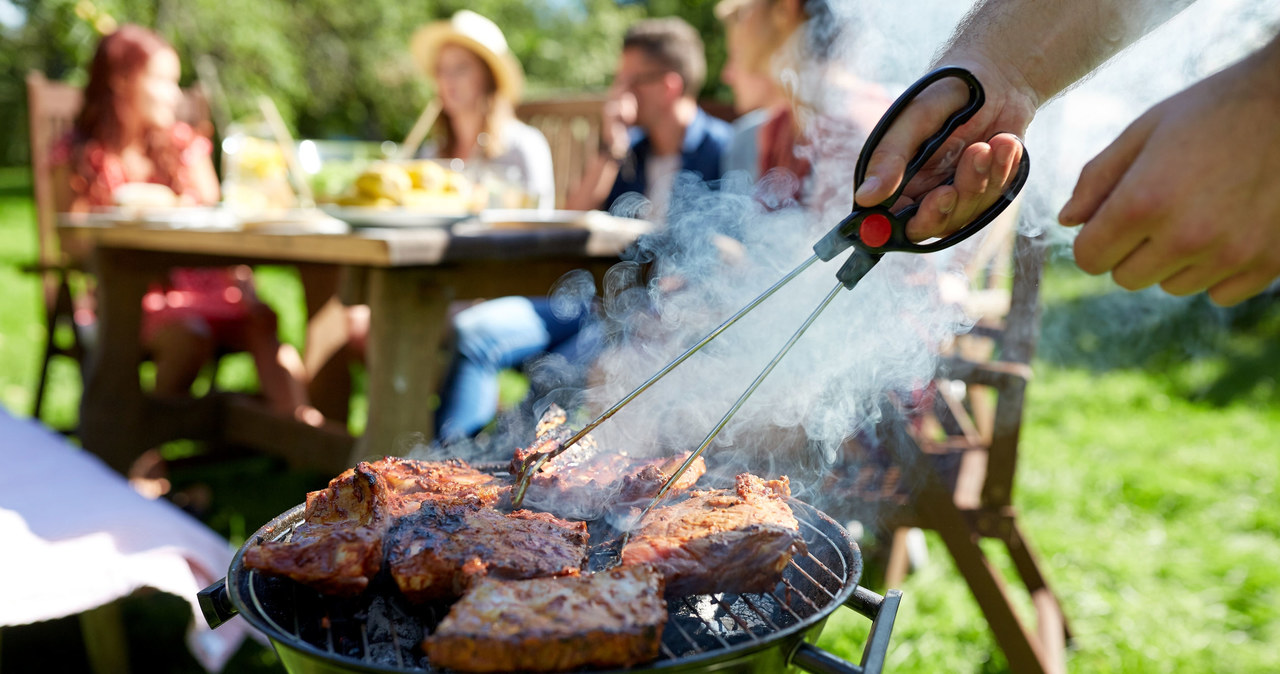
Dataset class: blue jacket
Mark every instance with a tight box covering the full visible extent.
[604,107,733,212]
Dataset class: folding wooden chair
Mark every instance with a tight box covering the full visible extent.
[828,229,1071,674]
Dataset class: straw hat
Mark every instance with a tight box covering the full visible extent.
[410,10,524,103]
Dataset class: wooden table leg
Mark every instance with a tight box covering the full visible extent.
[354,267,454,463]
[79,249,224,474]
[79,248,154,473]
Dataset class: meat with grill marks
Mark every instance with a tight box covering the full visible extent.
[620,473,805,597]
[387,501,589,603]
[512,404,707,518]
[243,457,505,596]
[423,565,667,673]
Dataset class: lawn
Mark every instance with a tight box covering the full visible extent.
[1,165,1277,672]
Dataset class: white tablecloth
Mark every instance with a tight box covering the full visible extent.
[0,408,257,672]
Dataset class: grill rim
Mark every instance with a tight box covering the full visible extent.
[224,498,863,673]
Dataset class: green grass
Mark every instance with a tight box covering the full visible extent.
[3,167,1278,672]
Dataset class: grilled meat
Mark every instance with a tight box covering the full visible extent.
[241,524,383,596]
[423,565,667,673]
[387,502,589,603]
[620,473,804,597]
[244,457,505,596]
[514,405,707,518]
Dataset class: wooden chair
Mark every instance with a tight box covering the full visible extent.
[26,71,90,430]
[827,229,1071,674]
[516,95,606,209]
[25,71,218,431]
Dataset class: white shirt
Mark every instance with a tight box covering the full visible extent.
[419,118,556,211]
[645,153,681,224]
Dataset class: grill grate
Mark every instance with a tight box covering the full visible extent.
[240,501,856,672]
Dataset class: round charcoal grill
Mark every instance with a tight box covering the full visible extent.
[200,498,900,674]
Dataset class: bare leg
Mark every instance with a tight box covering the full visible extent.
[147,318,216,397]
[241,300,314,420]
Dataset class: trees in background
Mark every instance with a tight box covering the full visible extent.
[0,0,728,164]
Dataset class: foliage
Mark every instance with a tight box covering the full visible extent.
[0,0,730,165]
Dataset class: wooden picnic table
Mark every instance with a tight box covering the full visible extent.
[59,209,650,474]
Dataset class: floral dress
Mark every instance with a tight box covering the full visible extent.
[54,123,256,345]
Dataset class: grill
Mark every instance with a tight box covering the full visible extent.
[201,494,900,674]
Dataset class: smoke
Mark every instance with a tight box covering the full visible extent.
[421,0,1280,526]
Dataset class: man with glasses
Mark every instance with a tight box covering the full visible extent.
[567,17,733,221]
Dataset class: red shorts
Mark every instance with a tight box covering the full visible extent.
[140,267,253,346]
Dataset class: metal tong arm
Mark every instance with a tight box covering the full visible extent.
[621,280,845,541]
[510,253,822,507]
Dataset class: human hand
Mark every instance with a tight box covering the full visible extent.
[1059,41,1280,306]
[853,55,1037,242]
[600,86,636,161]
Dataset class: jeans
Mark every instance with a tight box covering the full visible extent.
[435,296,599,441]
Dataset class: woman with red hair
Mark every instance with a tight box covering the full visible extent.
[53,26,318,465]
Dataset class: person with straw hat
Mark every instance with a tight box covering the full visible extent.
[409,9,554,210]
[304,11,560,428]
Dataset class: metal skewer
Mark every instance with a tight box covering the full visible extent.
[510,253,822,508]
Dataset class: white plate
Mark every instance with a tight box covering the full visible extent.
[321,205,471,229]
[477,209,591,228]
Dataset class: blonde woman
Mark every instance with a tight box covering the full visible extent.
[410,10,554,209]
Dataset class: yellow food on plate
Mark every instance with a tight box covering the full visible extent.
[398,189,470,213]
[336,160,481,212]
[404,160,450,191]
[354,162,413,202]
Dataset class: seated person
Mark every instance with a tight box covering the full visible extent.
[715,0,788,181]
[52,25,316,440]
[438,17,733,443]
[304,10,557,426]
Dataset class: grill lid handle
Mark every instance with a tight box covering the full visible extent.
[791,587,903,674]
[197,577,240,629]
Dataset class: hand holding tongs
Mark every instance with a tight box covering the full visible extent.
[511,66,1030,512]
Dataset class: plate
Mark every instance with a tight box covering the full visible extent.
[474,210,653,235]
[320,205,471,229]
[476,209,592,229]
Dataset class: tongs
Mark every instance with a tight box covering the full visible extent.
[511,66,1030,518]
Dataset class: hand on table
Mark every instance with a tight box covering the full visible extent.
[852,56,1037,242]
[1059,44,1280,306]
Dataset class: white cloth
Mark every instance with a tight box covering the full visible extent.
[0,408,256,672]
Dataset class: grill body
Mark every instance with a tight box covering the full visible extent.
[201,498,897,674]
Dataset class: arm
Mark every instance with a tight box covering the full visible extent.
[186,151,221,206]
[856,0,1198,239]
[565,88,633,212]
[1060,31,1280,306]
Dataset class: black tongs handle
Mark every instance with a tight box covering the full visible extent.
[814,66,1031,287]
[856,65,986,207]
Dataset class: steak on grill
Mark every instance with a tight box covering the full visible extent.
[513,404,707,518]
[620,473,804,597]
[387,501,589,603]
[243,457,505,596]
[423,565,667,673]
